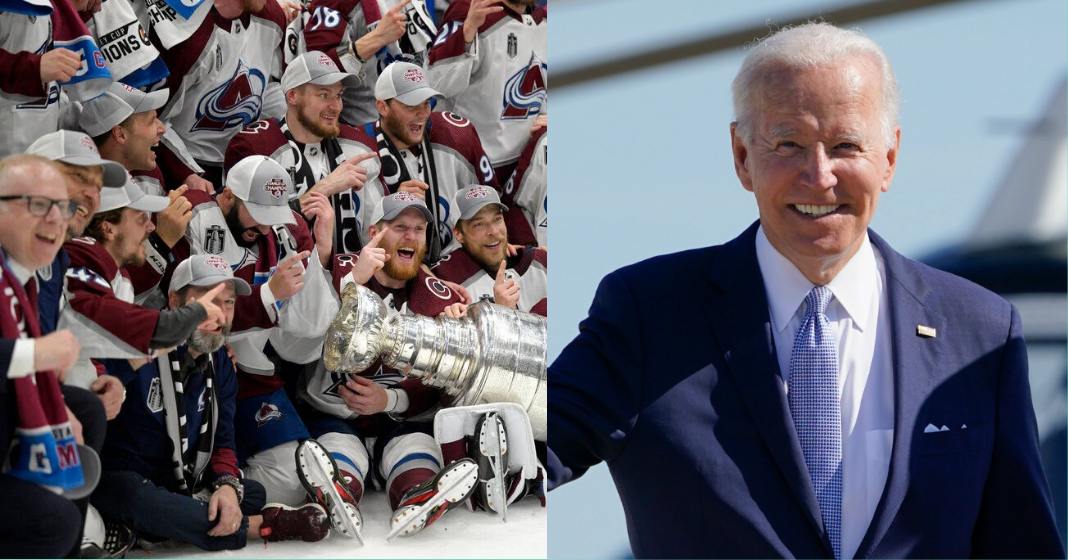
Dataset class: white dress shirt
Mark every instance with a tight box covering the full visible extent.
[755,226,894,559]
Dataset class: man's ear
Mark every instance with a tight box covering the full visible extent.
[375,99,389,117]
[112,125,127,145]
[452,224,464,245]
[730,122,754,192]
[882,127,901,193]
[285,88,299,107]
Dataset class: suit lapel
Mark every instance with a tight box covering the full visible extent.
[855,232,944,557]
[703,223,828,543]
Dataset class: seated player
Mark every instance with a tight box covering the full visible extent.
[298,192,478,538]
[91,255,331,551]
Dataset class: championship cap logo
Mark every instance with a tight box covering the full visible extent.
[318,53,336,70]
[465,186,490,200]
[205,255,229,272]
[403,68,424,84]
[263,177,288,199]
[80,136,99,153]
[395,191,420,202]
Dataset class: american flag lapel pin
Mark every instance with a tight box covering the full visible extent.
[916,324,937,338]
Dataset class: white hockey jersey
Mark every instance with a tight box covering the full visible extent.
[428,1,546,169]
[0,12,60,157]
[503,124,546,247]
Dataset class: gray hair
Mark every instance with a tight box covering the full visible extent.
[731,22,899,148]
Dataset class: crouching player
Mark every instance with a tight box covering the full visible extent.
[91,256,330,551]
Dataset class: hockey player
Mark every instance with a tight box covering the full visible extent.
[367,61,512,260]
[433,184,546,316]
[428,0,547,180]
[91,254,331,550]
[79,83,198,305]
[150,0,289,189]
[501,118,546,247]
[0,154,93,558]
[299,191,478,538]
[225,50,383,256]
[297,0,438,125]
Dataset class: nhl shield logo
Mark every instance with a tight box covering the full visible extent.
[507,33,518,59]
[204,225,226,254]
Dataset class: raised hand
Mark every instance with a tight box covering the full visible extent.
[309,152,376,199]
[268,250,310,300]
[40,48,81,84]
[351,228,389,285]
[194,283,227,332]
[463,0,504,43]
[493,260,519,308]
[156,185,193,247]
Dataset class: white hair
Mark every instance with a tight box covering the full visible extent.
[731,22,900,148]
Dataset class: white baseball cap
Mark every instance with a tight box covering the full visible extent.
[170,254,252,296]
[26,130,126,188]
[224,155,295,226]
[98,172,170,213]
[281,51,359,93]
[78,83,169,137]
[374,62,440,105]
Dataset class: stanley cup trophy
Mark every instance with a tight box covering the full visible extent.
[324,282,547,440]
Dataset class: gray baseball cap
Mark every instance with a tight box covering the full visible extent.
[78,83,169,137]
[98,172,170,213]
[374,62,440,105]
[25,130,126,188]
[170,254,252,296]
[224,155,295,226]
[281,51,359,93]
[455,184,508,221]
[371,191,433,225]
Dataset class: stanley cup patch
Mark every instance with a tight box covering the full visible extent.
[203,225,226,255]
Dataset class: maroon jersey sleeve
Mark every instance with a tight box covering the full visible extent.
[431,248,481,285]
[427,0,470,63]
[301,0,363,68]
[64,238,160,353]
[0,48,45,97]
[224,119,286,176]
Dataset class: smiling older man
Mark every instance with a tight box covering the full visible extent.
[547,22,1064,559]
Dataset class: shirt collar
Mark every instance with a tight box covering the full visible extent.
[755,225,877,333]
[6,258,34,288]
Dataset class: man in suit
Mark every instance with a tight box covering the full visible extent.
[547,22,1064,559]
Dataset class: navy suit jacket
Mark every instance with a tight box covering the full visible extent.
[548,223,1064,558]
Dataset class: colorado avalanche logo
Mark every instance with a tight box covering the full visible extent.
[425,276,453,300]
[501,53,546,120]
[192,61,267,132]
[254,403,283,427]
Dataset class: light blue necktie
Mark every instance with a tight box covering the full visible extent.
[788,286,842,559]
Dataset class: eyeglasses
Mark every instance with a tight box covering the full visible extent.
[0,195,79,219]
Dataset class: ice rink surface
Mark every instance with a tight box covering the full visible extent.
[128,491,546,558]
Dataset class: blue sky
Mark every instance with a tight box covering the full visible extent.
[548,1,1067,557]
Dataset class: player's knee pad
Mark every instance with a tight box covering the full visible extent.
[244,440,307,506]
[379,432,442,482]
[316,431,370,484]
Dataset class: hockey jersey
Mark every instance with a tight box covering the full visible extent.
[224,118,388,254]
[151,2,287,170]
[428,1,546,172]
[299,252,463,432]
[433,245,546,316]
[0,11,60,157]
[174,189,336,399]
[368,110,498,255]
[501,124,545,247]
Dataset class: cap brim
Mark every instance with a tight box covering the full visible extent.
[61,444,100,501]
[190,275,252,296]
[138,88,169,112]
[245,202,296,226]
[60,155,127,188]
[308,72,360,90]
[127,193,170,213]
[394,87,440,106]
[383,205,433,223]
[460,201,509,221]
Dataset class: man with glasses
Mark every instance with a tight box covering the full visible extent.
[0,154,92,557]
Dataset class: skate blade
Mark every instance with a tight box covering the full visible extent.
[479,413,509,521]
[297,441,363,544]
[386,461,479,541]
